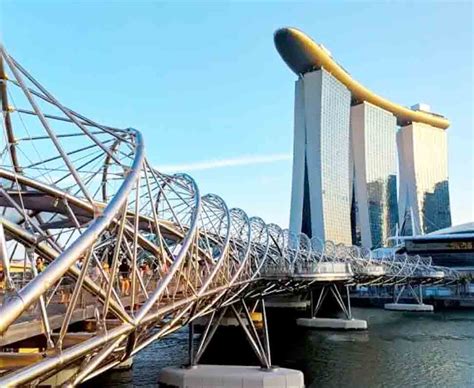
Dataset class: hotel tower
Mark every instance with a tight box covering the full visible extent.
[274,27,451,245]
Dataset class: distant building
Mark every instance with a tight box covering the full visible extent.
[351,102,398,248]
[397,122,452,235]
[400,222,473,271]
[274,27,451,246]
[289,69,352,244]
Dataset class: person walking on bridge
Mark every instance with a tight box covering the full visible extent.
[119,258,131,296]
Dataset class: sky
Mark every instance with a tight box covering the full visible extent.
[1,1,473,228]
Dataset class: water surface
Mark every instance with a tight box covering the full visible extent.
[84,308,474,387]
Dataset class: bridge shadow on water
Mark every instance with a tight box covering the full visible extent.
[83,307,474,388]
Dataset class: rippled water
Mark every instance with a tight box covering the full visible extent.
[84,308,474,387]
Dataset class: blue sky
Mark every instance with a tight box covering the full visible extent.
[1,1,472,228]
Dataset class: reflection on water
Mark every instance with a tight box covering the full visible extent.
[82,329,191,387]
[84,308,474,387]
[275,309,474,388]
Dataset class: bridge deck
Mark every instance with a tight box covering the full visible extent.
[0,303,97,348]
[0,283,180,348]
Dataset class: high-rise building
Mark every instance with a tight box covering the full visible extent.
[289,69,352,244]
[397,121,451,235]
[351,102,398,248]
[274,27,451,245]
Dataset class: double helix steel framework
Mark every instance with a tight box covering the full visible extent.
[0,46,461,386]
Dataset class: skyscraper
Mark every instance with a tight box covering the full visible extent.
[274,27,451,245]
[289,69,352,244]
[351,102,399,248]
[397,121,451,235]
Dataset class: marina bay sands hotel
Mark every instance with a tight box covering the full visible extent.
[274,28,452,248]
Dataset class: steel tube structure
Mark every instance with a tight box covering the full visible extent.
[0,43,461,386]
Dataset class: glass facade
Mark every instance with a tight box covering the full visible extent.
[422,180,451,233]
[318,70,352,244]
[397,123,451,235]
[289,68,352,245]
[351,102,399,248]
[290,70,450,247]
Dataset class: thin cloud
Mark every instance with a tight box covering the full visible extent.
[158,153,291,173]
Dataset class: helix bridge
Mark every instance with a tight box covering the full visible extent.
[0,45,461,386]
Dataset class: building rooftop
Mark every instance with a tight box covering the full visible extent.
[274,27,450,129]
[428,222,474,236]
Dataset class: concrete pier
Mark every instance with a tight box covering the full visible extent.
[113,356,134,370]
[158,365,304,388]
[297,317,367,330]
[384,303,434,312]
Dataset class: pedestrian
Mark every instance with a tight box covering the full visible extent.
[90,264,101,282]
[0,267,5,291]
[101,261,110,290]
[76,257,84,271]
[119,259,131,296]
[36,258,46,273]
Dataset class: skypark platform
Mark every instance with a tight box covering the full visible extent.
[274,27,449,129]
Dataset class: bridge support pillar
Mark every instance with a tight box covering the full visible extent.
[113,356,134,370]
[384,284,434,312]
[190,299,273,369]
[297,285,367,330]
[158,299,304,387]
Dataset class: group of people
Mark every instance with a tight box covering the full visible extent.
[2,253,157,303]
[96,258,153,297]
[81,256,154,297]
[118,259,153,296]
